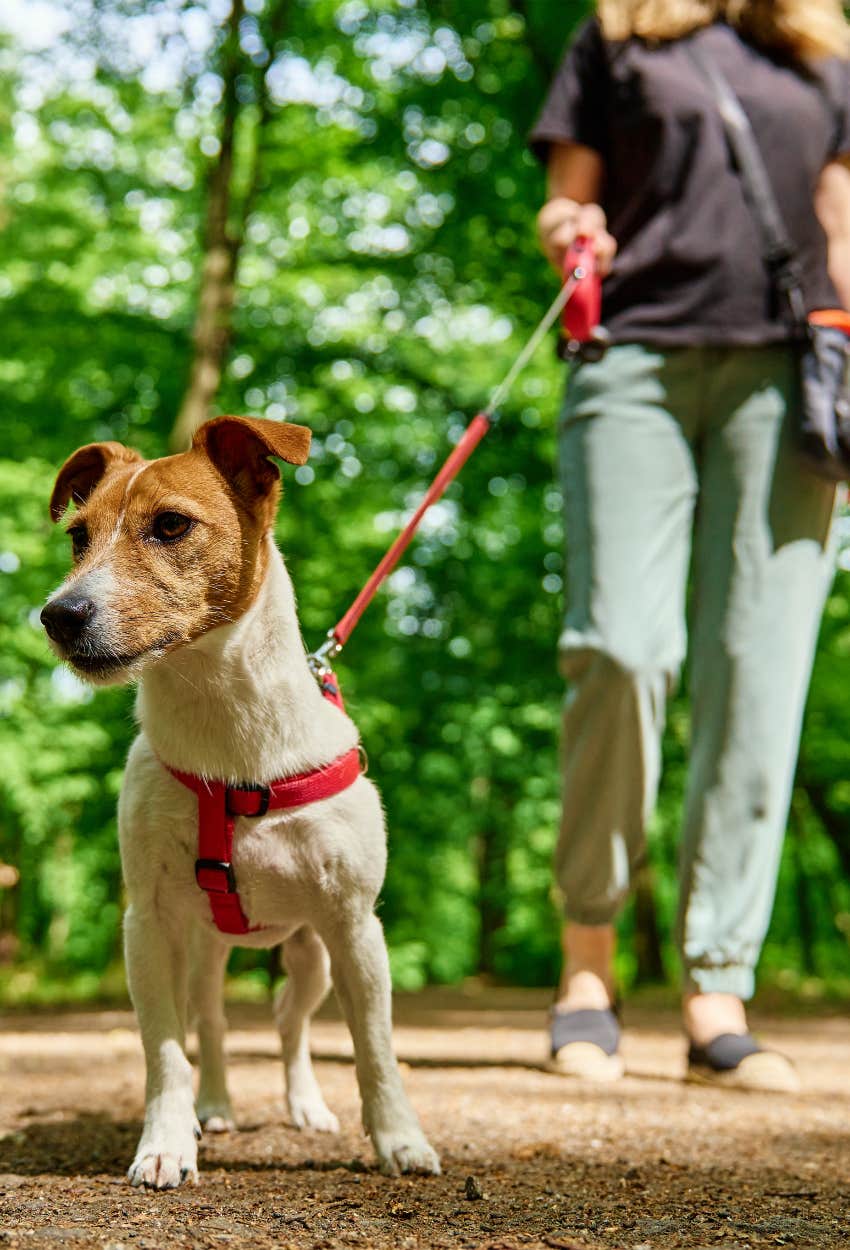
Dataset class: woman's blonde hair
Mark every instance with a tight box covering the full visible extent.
[597,0,850,59]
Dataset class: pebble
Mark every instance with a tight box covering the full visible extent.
[464,1175,484,1201]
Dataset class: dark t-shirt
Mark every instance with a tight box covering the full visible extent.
[530,20,850,346]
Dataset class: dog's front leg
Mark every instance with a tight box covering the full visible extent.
[323,912,440,1176]
[124,902,199,1189]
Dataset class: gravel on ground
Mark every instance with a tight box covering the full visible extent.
[0,987,848,1250]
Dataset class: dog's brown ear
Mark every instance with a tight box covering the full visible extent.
[194,416,312,503]
[49,443,143,522]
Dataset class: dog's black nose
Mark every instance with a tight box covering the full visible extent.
[41,596,96,648]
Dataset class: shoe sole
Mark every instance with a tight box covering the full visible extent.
[545,1041,625,1082]
[686,1050,800,1093]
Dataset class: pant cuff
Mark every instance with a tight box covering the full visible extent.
[682,963,755,1001]
[563,901,621,926]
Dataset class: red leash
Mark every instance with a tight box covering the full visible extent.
[308,242,603,677]
[333,411,492,650]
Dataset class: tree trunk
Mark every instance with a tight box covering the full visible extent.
[169,0,290,451]
[476,796,511,977]
[169,0,244,451]
[633,863,665,983]
[799,778,850,880]
[790,796,816,976]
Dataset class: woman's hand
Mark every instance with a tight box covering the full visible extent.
[537,197,617,276]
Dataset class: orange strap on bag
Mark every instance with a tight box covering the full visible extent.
[809,310,850,336]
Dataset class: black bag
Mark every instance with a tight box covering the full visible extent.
[798,321,850,479]
[690,45,850,481]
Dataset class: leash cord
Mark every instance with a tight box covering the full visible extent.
[307,271,581,673]
[483,273,580,416]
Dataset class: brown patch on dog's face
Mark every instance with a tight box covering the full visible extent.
[41,417,311,684]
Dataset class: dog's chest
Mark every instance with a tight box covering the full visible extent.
[169,800,355,922]
[229,812,342,903]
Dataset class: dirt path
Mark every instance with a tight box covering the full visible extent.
[0,989,848,1250]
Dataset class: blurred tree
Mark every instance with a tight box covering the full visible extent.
[170,0,248,448]
[171,0,294,448]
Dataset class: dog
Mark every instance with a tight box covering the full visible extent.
[41,415,440,1189]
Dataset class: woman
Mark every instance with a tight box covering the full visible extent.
[531,0,850,1088]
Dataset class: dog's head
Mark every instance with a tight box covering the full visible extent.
[41,415,311,685]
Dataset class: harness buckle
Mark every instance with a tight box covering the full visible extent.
[226,783,271,818]
[195,858,237,893]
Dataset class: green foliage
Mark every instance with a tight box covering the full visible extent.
[0,461,130,976]
[0,0,847,1001]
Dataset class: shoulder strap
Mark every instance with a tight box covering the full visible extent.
[687,43,807,327]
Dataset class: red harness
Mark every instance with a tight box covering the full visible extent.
[166,673,362,935]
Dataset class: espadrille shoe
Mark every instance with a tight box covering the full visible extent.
[546,1006,624,1081]
[686,1033,799,1092]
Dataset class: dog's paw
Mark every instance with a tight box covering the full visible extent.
[128,1149,198,1190]
[288,1092,340,1133]
[372,1126,441,1177]
[200,1113,236,1134]
[196,1101,236,1134]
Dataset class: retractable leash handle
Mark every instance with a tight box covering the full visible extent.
[557,235,609,363]
[307,259,594,677]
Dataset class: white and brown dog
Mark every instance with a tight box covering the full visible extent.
[41,415,440,1189]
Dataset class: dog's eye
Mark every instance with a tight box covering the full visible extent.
[152,512,194,544]
[68,525,89,560]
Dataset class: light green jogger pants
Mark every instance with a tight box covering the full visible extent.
[556,344,837,1000]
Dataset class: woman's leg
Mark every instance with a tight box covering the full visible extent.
[679,345,837,1037]
[557,345,699,1011]
[556,921,617,1010]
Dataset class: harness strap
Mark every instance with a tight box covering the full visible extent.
[166,672,361,935]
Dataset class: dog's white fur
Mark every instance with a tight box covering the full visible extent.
[47,486,439,1187]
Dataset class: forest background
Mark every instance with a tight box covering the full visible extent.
[1,0,849,1006]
